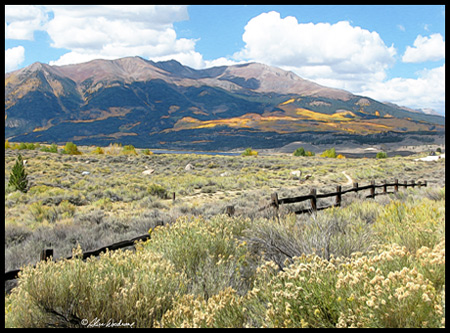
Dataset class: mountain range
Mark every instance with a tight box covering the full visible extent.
[5,56,445,150]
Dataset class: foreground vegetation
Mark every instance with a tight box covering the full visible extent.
[4,143,445,327]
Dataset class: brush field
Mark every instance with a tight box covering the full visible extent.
[4,145,445,327]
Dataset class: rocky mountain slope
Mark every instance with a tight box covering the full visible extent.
[5,56,445,150]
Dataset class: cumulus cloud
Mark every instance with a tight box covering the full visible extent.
[40,5,204,68]
[402,33,445,63]
[5,46,25,72]
[232,11,445,115]
[360,65,445,115]
[5,5,48,40]
[233,11,396,92]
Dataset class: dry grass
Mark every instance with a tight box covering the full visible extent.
[4,144,446,327]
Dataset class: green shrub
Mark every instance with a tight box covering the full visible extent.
[321,148,337,158]
[293,147,306,156]
[242,148,258,157]
[147,183,169,199]
[18,142,28,150]
[40,144,58,153]
[61,142,81,155]
[122,145,137,155]
[376,151,388,159]
[142,149,153,155]
[8,154,28,193]
[294,147,315,157]
[91,146,104,155]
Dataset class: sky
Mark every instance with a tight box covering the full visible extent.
[5,5,446,115]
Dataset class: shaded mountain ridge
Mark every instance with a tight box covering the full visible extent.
[5,57,444,150]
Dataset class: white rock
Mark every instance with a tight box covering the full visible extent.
[81,171,90,175]
[142,169,154,175]
[291,170,302,178]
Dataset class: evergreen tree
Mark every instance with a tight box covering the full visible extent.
[293,147,306,156]
[8,154,28,193]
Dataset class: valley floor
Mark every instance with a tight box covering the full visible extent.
[4,144,445,327]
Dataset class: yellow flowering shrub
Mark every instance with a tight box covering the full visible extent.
[143,215,256,297]
[5,190,445,328]
[245,241,445,328]
[5,245,188,328]
[160,287,246,328]
[374,198,445,252]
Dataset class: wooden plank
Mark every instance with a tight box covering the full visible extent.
[278,194,312,204]
[4,269,21,281]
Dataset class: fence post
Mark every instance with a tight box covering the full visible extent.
[226,205,235,217]
[424,180,427,187]
[383,180,387,194]
[411,180,415,188]
[40,248,53,261]
[335,185,342,207]
[394,179,398,192]
[271,193,279,209]
[173,192,176,202]
[310,188,317,212]
[271,192,280,220]
[404,180,408,189]
[370,180,375,198]
[353,182,359,192]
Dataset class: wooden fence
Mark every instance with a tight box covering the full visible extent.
[5,234,150,282]
[4,178,426,282]
[270,179,427,215]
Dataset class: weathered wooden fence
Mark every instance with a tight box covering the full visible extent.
[4,178,427,282]
[270,179,427,215]
[5,234,150,281]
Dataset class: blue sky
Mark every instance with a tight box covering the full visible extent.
[5,5,445,115]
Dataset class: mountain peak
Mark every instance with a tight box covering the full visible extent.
[5,56,444,150]
[7,57,353,100]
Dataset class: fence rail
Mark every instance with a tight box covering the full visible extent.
[4,178,426,283]
[271,179,426,215]
[5,234,150,282]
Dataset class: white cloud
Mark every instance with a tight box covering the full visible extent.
[41,5,204,67]
[232,11,445,115]
[5,46,25,72]
[204,57,243,68]
[402,33,445,63]
[5,5,49,40]
[233,11,397,92]
[360,65,445,115]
